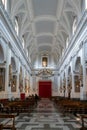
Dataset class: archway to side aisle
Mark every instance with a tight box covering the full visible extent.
[38,80,52,98]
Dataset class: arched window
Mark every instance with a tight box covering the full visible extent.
[85,0,87,9]
[2,0,7,9]
[66,37,69,48]
[62,48,64,56]
[14,16,19,35]
[22,36,25,49]
[26,49,28,57]
[72,16,77,35]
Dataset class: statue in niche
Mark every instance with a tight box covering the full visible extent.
[9,64,17,92]
[11,75,17,92]
[67,74,72,99]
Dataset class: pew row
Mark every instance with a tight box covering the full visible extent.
[76,114,87,130]
[54,98,87,115]
[0,113,17,130]
[0,98,36,114]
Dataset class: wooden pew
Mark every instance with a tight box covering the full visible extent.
[0,124,3,130]
[54,98,87,115]
[0,113,17,130]
[76,114,87,130]
[0,98,36,114]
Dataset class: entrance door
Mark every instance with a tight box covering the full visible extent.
[38,81,52,98]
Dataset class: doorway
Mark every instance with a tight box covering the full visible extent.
[38,81,52,98]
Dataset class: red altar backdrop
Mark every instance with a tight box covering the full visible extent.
[38,81,52,98]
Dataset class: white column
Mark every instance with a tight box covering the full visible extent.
[81,40,87,100]
[23,68,25,93]
[5,44,11,99]
[71,68,75,98]
[16,59,20,97]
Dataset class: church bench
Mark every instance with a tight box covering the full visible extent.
[76,114,87,130]
[54,99,87,115]
[3,99,36,113]
[0,113,17,130]
[0,124,3,130]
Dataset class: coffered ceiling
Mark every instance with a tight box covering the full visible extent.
[10,0,82,68]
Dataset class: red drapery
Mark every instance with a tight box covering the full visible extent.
[38,81,52,98]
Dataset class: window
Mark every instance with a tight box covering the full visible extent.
[26,49,28,57]
[62,48,64,56]
[2,0,7,9]
[22,36,25,49]
[72,16,77,35]
[85,0,87,9]
[42,57,48,67]
[15,16,19,35]
[66,37,69,48]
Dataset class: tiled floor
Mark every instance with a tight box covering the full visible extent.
[0,98,87,130]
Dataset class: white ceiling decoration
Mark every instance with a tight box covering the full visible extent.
[37,35,53,45]
[32,0,58,17]
[10,0,82,68]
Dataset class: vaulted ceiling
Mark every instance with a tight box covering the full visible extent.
[10,0,82,68]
